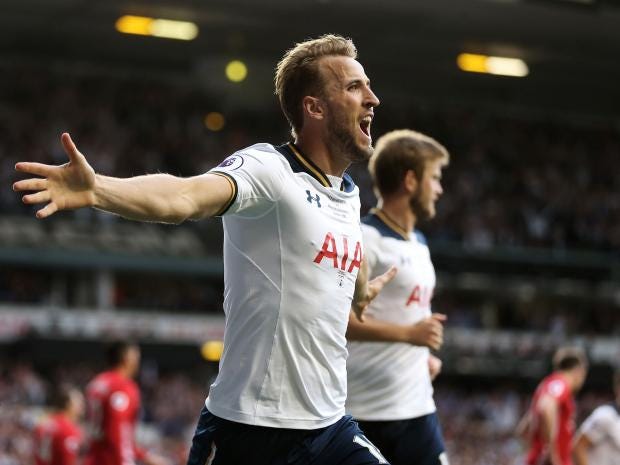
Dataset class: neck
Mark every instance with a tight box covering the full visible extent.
[558,371,578,393]
[114,366,131,379]
[295,132,350,177]
[62,408,77,422]
[377,195,417,233]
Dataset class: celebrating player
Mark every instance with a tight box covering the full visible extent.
[573,370,620,465]
[85,341,167,465]
[33,384,84,465]
[518,346,588,465]
[346,129,450,465]
[13,34,395,464]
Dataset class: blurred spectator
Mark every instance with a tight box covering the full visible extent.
[1,64,619,252]
[0,359,614,465]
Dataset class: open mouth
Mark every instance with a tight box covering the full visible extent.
[359,116,372,139]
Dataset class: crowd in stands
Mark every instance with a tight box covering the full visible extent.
[0,361,615,465]
[1,64,619,253]
[1,62,618,464]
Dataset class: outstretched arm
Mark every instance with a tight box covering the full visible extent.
[14,133,233,223]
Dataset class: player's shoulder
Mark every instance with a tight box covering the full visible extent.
[360,218,382,238]
[56,414,80,434]
[212,143,290,181]
[414,229,428,245]
[88,370,127,393]
[542,374,570,399]
[361,213,395,239]
[229,143,287,165]
[590,404,619,420]
[361,211,413,243]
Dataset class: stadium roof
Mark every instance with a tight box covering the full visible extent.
[2,0,620,117]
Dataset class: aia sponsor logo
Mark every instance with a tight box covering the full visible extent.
[406,285,433,307]
[313,232,362,273]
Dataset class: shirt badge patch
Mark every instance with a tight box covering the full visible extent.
[217,155,244,170]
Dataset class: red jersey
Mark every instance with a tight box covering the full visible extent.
[33,413,83,465]
[85,370,146,465]
[526,373,576,465]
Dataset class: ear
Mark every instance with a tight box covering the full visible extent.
[302,96,325,122]
[403,169,418,194]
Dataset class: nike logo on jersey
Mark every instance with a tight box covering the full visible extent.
[314,232,362,273]
[306,190,321,208]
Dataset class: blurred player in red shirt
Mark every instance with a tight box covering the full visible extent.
[33,384,84,465]
[518,347,588,465]
[85,341,167,465]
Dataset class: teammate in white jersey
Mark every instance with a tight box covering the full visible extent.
[346,129,450,465]
[13,35,396,464]
[574,371,620,465]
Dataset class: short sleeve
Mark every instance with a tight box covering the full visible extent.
[361,224,380,277]
[209,145,287,217]
[580,406,614,444]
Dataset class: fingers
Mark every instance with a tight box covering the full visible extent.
[36,202,59,219]
[378,266,398,284]
[429,335,443,351]
[368,266,398,298]
[13,178,48,192]
[13,178,47,192]
[15,162,53,177]
[424,320,444,350]
[353,306,365,323]
[61,132,83,164]
[22,191,51,205]
[431,313,448,322]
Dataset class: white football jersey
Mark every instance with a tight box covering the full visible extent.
[346,209,436,421]
[579,404,620,465]
[205,142,363,429]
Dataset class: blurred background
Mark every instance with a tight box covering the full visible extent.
[1,0,619,464]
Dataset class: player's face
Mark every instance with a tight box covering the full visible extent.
[124,346,141,378]
[574,365,588,392]
[410,160,444,220]
[69,390,85,418]
[318,56,380,162]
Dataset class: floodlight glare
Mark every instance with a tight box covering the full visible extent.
[116,15,198,41]
[226,60,248,82]
[457,53,529,77]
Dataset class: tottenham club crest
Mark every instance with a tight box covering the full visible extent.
[217,155,244,170]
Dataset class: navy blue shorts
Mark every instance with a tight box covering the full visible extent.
[186,406,390,465]
[357,413,448,465]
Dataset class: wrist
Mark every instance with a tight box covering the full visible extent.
[402,325,418,344]
[92,174,106,208]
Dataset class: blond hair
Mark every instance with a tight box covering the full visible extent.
[275,34,357,138]
[369,129,450,197]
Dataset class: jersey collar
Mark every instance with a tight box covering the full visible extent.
[370,208,411,241]
[276,142,355,192]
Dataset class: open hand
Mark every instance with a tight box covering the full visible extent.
[352,266,397,322]
[13,133,96,218]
